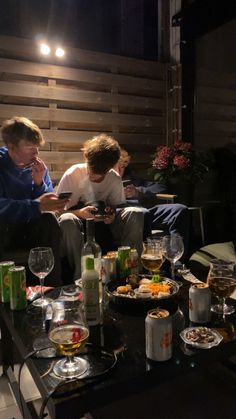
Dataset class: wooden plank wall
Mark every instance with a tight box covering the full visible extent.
[0,35,170,183]
[194,68,236,150]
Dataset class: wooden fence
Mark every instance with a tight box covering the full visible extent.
[0,35,175,183]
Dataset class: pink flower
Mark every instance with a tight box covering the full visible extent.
[173,141,192,152]
[173,155,191,169]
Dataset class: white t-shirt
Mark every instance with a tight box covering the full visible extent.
[57,163,126,208]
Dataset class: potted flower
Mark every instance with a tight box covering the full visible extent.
[150,141,209,205]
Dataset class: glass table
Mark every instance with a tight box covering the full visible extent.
[1,280,236,418]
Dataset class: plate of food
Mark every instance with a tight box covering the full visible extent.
[180,327,223,349]
[105,274,180,307]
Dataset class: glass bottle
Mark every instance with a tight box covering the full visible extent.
[81,220,102,302]
[82,256,100,326]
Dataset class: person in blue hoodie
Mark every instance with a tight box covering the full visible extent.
[0,116,69,286]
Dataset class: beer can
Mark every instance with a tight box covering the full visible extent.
[117,246,131,279]
[0,261,15,303]
[130,248,139,275]
[101,255,116,284]
[9,266,27,311]
[145,308,172,361]
[189,283,211,324]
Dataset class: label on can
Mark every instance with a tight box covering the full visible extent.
[145,308,172,361]
[9,266,27,310]
[117,246,131,279]
[189,283,211,324]
[0,261,15,303]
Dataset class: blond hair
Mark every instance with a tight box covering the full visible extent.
[118,148,131,168]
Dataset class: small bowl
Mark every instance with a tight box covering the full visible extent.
[134,288,152,299]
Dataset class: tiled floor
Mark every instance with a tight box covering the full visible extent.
[0,363,42,418]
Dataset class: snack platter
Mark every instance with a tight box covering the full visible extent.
[180,327,223,349]
[106,274,180,302]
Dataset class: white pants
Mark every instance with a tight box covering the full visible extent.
[59,207,144,280]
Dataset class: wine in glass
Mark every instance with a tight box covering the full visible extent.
[208,275,236,318]
[49,300,89,378]
[28,247,54,307]
[162,234,184,280]
[207,259,235,314]
[141,239,164,275]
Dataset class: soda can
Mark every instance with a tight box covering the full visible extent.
[117,246,131,279]
[130,248,139,275]
[145,308,172,361]
[189,283,211,324]
[101,255,116,284]
[0,261,15,303]
[9,266,27,311]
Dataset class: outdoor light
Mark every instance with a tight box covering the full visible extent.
[40,43,51,55]
[55,47,65,57]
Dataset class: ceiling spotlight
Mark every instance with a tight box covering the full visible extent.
[55,47,65,57]
[40,43,51,55]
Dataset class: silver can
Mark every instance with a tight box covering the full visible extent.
[145,308,172,361]
[189,283,211,324]
[101,255,117,284]
[130,248,139,275]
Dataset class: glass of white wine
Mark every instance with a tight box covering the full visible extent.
[49,300,89,378]
[141,239,164,275]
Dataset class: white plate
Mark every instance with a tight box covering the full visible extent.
[180,327,223,349]
[75,278,82,288]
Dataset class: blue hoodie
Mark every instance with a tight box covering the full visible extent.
[0,147,54,223]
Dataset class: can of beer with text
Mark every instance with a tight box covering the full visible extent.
[130,248,139,275]
[145,308,172,361]
[117,246,131,279]
[189,283,211,324]
[0,261,15,303]
[9,266,27,310]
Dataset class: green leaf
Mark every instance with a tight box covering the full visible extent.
[151,274,161,283]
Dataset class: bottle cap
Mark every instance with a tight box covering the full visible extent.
[86,257,94,270]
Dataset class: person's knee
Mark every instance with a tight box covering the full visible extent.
[59,213,83,237]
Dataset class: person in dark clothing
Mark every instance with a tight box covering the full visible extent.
[114,148,190,260]
[0,116,69,286]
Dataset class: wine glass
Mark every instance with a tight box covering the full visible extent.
[207,259,235,314]
[162,234,184,280]
[28,247,54,307]
[208,275,236,319]
[141,239,164,275]
[49,300,89,378]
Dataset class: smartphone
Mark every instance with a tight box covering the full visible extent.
[122,180,132,186]
[58,192,72,199]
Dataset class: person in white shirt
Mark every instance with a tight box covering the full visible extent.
[57,134,144,280]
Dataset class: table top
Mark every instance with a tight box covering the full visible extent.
[1,279,236,418]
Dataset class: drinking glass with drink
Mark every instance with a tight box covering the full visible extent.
[207,275,236,318]
[141,239,164,275]
[49,299,89,378]
[207,259,235,315]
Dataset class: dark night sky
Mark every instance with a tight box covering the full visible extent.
[0,0,158,60]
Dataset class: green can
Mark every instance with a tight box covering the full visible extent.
[9,266,27,311]
[0,261,15,303]
[117,246,131,279]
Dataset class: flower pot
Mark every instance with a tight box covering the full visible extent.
[167,176,195,206]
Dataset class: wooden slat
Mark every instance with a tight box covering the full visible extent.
[196,103,236,117]
[0,35,166,79]
[0,58,165,95]
[0,80,165,111]
[197,68,236,89]
[39,151,83,164]
[0,104,165,129]
[195,119,236,133]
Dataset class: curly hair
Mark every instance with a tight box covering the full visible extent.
[1,116,44,146]
[82,134,121,174]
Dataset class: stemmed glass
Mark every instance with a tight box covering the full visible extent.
[208,275,236,319]
[207,259,235,314]
[141,239,164,275]
[162,234,184,280]
[28,247,54,307]
[49,300,89,378]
